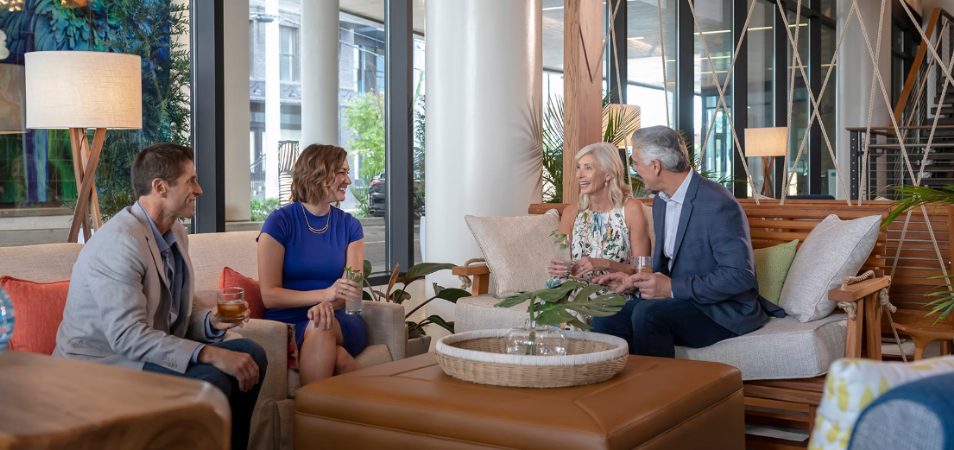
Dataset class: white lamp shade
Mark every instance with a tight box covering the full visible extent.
[24,51,142,130]
[744,127,788,157]
[0,63,24,134]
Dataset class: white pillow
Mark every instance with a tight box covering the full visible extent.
[809,356,954,450]
[779,214,881,322]
[465,210,561,297]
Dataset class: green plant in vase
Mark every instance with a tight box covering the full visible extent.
[360,261,471,338]
[496,280,626,355]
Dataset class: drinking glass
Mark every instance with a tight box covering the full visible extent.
[552,232,572,279]
[344,268,364,315]
[216,287,248,324]
[631,256,652,274]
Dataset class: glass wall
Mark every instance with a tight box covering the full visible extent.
[626,0,676,128]
[0,1,191,246]
[747,0,775,196]
[694,0,734,186]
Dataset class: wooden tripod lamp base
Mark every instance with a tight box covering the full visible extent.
[68,128,107,243]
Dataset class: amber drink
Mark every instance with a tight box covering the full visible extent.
[217,287,247,323]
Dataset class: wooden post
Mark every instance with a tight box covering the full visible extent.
[562,0,603,206]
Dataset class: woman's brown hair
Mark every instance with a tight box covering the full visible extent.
[289,144,348,204]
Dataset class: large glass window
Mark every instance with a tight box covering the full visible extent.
[626,0,676,128]
[694,0,734,186]
[0,1,192,246]
[747,0,775,196]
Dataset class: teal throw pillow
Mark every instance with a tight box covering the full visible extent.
[754,239,799,304]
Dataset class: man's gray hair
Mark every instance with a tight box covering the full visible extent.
[633,125,691,172]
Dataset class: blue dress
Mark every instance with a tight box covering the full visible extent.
[258,202,369,356]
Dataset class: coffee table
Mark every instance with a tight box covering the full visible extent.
[295,353,743,449]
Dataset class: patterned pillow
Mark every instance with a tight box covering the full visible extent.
[465,210,561,297]
[809,356,954,450]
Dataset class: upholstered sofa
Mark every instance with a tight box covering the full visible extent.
[0,230,407,450]
[451,199,892,443]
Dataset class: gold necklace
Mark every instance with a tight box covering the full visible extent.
[301,203,331,234]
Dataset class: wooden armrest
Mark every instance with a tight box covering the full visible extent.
[828,276,891,303]
[451,264,489,277]
[452,263,490,296]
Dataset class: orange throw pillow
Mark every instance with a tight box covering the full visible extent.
[219,267,265,319]
[0,276,69,354]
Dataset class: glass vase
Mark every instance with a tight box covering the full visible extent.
[505,320,567,356]
[0,286,14,351]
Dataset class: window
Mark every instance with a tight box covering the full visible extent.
[279,25,300,82]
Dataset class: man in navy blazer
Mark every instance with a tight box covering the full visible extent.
[594,126,784,357]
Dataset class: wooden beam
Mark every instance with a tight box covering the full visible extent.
[562,0,603,206]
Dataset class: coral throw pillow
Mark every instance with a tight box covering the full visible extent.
[219,267,265,319]
[0,276,69,354]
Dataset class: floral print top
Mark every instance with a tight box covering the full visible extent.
[571,206,631,278]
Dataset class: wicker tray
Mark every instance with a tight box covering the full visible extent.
[435,329,628,388]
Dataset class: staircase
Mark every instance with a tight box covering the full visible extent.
[851,8,954,199]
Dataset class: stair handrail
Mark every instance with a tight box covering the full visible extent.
[894,8,944,124]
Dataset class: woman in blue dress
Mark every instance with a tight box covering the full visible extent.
[257,144,368,384]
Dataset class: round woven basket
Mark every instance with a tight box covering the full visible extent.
[435,329,628,388]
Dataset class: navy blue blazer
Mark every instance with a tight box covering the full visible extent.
[652,172,785,335]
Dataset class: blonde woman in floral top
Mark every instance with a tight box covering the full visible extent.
[547,142,651,281]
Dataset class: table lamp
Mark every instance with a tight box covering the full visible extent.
[744,127,788,198]
[25,51,142,242]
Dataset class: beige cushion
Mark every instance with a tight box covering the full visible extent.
[188,231,260,308]
[465,210,561,297]
[0,243,82,282]
[779,215,881,322]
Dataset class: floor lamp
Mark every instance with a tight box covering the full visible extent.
[24,51,142,242]
[744,127,788,198]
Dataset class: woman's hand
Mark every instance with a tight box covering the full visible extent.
[307,301,335,331]
[322,278,363,303]
[546,259,573,278]
[572,257,606,278]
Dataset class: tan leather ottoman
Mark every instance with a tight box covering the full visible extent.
[295,353,743,450]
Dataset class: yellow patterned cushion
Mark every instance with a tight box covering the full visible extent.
[809,356,954,450]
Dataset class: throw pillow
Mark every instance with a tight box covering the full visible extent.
[809,356,954,450]
[465,210,561,297]
[779,214,881,322]
[754,239,799,304]
[0,276,69,354]
[219,267,265,319]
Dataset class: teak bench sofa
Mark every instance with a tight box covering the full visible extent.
[453,199,894,449]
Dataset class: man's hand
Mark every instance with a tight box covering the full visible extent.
[210,304,248,331]
[593,272,635,294]
[632,272,672,299]
[198,346,260,392]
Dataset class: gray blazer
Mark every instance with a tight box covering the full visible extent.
[54,205,214,373]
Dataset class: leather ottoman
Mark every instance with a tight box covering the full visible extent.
[295,353,743,450]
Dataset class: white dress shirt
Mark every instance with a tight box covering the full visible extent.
[656,172,693,271]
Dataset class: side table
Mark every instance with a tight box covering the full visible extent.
[0,351,230,450]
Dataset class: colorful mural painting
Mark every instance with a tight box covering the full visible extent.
[0,0,189,217]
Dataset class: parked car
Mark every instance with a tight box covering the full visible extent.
[368,173,386,217]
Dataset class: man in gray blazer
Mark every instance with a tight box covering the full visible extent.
[594,126,784,357]
[55,143,267,450]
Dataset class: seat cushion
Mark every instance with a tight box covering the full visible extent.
[0,276,69,354]
[455,294,530,333]
[675,314,847,380]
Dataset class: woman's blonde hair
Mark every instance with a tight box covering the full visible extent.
[289,144,348,204]
[576,142,631,211]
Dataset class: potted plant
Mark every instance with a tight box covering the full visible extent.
[495,279,627,355]
[884,184,954,320]
[360,261,471,356]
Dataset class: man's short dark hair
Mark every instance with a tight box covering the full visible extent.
[131,143,194,197]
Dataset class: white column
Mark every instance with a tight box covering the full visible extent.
[301,0,339,147]
[425,0,543,271]
[836,0,891,199]
[264,0,281,199]
[223,0,251,221]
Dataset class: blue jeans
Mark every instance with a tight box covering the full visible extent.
[591,296,737,357]
[144,338,267,450]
